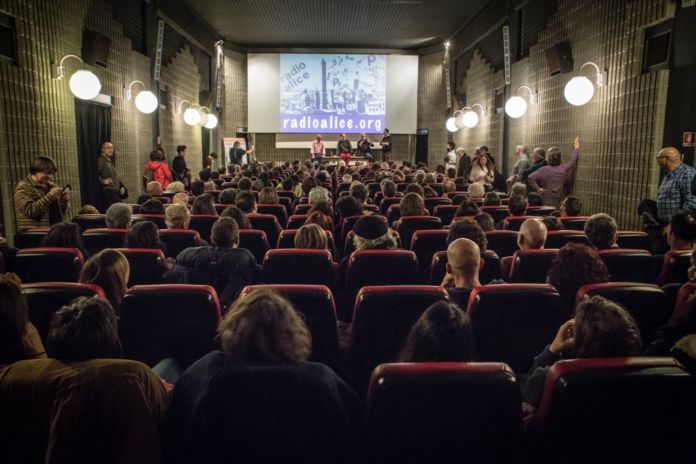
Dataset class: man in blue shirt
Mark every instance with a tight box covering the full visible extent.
[657,147,696,223]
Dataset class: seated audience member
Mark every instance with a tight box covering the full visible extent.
[78,204,100,215]
[405,183,425,197]
[146,181,163,197]
[501,218,547,280]
[584,213,619,249]
[349,182,369,204]
[301,177,318,197]
[473,212,495,232]
[392,192,426,229]
[171,192,189,206]
[547,243,610,311]
[527,192,543,207]
[508,194,528,217]
[41,222,89,258]
[521,295,641,412]
[164,217,258,310]
[353,215,397,251]
[442,178,456,194]
[204,181,217,193]
[0,296,168,463]
[259,187,279,205]
[192,194,217,216]
[542,215,563,231]
[467,182,485,198]
[667,210,696,251]
[238,177,253,191]
[398,301,474,362]
[165,288,359,464]
[253,172,269,191]
[441,238,483,308]
[165,181,186,194]
[218,188,236,205]
[165,203,191,230]
[140,198,165,215]
[447,219,488,252]
[236,191,257,214]
[483,192,501,206]
[645,294,696,356]
[510,182,527,197]
[560,195,582,217]
[221,206,251,229]
[454,200,480,219]
[105,203,132,229]
[0,273,46,365]
[423,186,438,198]
[126,220,166,253]
[199,168,212,182]
[306,209,333,231]
[190,180,205,197]
[294,224,329,251]
[79,249,130,313]
[336,195,365,218]
[381,179,398,198]
[309,187,330,205]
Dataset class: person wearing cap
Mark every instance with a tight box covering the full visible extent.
[339,215,397,277]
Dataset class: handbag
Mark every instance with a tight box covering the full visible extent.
[118,182,129,199]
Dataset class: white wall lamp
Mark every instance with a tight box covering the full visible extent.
[455,103,486,129]
[51,54,102,100]
[445,113,459,132]
[125,80,158,114]
[564,62,606,106]
[177,100,202,126]
[505,85,537,119]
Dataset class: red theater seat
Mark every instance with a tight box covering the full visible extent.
[119,284,221,368]
[559,216,590,230]
[22,282,104,341]
[433,205,459,226]
[525,206,557,217]
[616,230,650,250]
[379,197,401,216]
[159,229,203,258]
[502,215,535,231]
[656,249,691,285]
[544,230,590,248]
[262,249,336,287]
[276,229,338,260]
[386,204,401,224]
[81,228,128,255]
[286,214,309,230]
[480,206,510,224]
[508,249,559,283]
[111,248,167,286]
[238,230,270,263]
[395,216,442,250]
[257,204,288,226]
[410,229,448,276]
[424,197,452,215]
[13,227,49,249]
[598,248,659,283]
[132,214,166,229]
[247,213,282,248]
[188,214,219,243]
[672,282,696,322]
[467,284,566,372]
[13,247,84,283]
[528,357,696,462]
[72,214,107,231]
[485,230,519,258]
[365,362,522,463]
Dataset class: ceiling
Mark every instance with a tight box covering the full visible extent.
[183,0,492,51]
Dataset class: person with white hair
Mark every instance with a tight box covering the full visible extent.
[467,182,485,198]
[507,144,530,192]
[105,203,132,229]
[165,181,186,194]
[309,187,330,205]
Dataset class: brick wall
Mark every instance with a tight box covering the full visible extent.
[418,51,447,165]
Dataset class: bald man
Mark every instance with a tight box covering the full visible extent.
[656,146,696,223]
[441,238,482,309]
[501,218,547,280]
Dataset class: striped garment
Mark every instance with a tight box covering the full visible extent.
[13,176,67,230]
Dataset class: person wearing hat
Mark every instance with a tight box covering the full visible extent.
[339,215,398,278]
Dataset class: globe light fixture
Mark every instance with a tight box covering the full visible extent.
[564,62,606,106]
[445,117,458,133]
[462,110,479,128]
[505,86,537,119]
[52,54,102,100]
[204,113,218,129]
[125,80,159,114]
[183,107,201,125]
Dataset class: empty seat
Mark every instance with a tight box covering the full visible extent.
[13,228,50,249]
[395,216,442,249]
[424,197,452,215]
[112,248,167,286]
[598,248,659,283]
[257,204,288,226]
[262,249,336,287]
[72,214,107,231]
[656,249,691,285]
[238,229,270,263]
[433,205,459,226]
[410,229,448,276]
[247,213,282,248]
[544,230,590,248]
[22,282,104,340]
[575,282,671,344]
[240,284,339,366]
[429,250,501,286]
[379,197,401,216]
[528,357,696,462]
[508,249,559,283]
[525,206,557,217]
[286,214,308,230]
[81,228,128,255]
[559,216,590,230]
[467,284,566,371]
[188,214,218,243]
[485,230,519,258]
[616,230,650,250]
[13,247,84,283]
[119,284,221,368]
[132,214,166,229]
[502,215,535,231]
[365,362,522,463]
[159,229,203,258]
[386,204,401,224]
[349,285,449,385]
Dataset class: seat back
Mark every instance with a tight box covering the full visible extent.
[672,282,696,322]
[480,206,510,224]
[81,228,128,255]
[188,215,219,243]
[286,214,308,230]
[575,282,670,345]
[485,230,519,257]
[132,214,166,229]
[340,215,387,246]
[13,228,49,249]
[22,282,104,340]
[433,205,459,226]
[257,204,288,226]
[544,230,590,248]
[559,216,590,231]
[532,358,696,462]
[616,230,650,250]
[525,206,557,217]
[13,247,84,283]
[379,197,401,216]
[657,250,691,285]
[502,216,535,231]
[159,229,202,258]
[119,284,221,367]
[509,249,559,283]
[262,249,335,287]
[72,214,107,231]
[598,249,659,283]
[467,284,567,371]
[238,230,270,264]
[240,284,339,366]
[410,230,448,275]
[395,216,442,249]
[365,362,522,462]
[111,248,167,286]
[276,229,337,260]
[386,204,401,224]
[423,197,452,215]
[247,213,282,248]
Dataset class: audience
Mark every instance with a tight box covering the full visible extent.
[483,192,501,206]
[294,224,329,250]
[221,205,251,229]
[584,213,619,249]
[105,203,132,229]
[146,180,163,197]
[259,187,279,205]
[542,215,563,231]
[454,200,480,218]
[236,191,257,214]
[78,204,100,215]
[507,195,528,217]
[165,203,191,229]
[527,192,543,206]
[349,182,369,204]
[0,273,46,365]
[448,219,488,252]
[171,192,189,206]
[126,220,166,253]
[353,215,397,251]
[560,195,582,216]
[336,195,365,218]
[218,188,236,205]
[441,238,482,308]
[191,194,217,215]
[547,243,610,311]
[165,181,186,194]
[140,198,165,215]
[309,186,330,205]
[467,182,485,198]
[510,182,527,197]
[41,222,89,258]
[398,192,426,217]
[501,218,547,280]
[79,249,130,312]
[666,209,696,251]
[190,180,205,197]
[473,212,495,231]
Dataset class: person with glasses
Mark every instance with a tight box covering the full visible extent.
[656,147,696,224]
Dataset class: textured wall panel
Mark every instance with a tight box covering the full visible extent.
[418,51,447,165]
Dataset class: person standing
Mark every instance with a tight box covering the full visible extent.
[228,141,255,167]
[356,133,374,162]
[310,135,325,167]
[337,133,352,165]
[380,128,392,162]
[507,144,530,192]
[172,145,190,186]
[456,148,472,180]
[528,137,581,208]
[14,156,68,230]
[144,150,173,191]
[97,141,124,211]
[656,146,696,224]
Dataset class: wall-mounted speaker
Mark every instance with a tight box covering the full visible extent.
[545,40,574,76]
[82,30,111,68]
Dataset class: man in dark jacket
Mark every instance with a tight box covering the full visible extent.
[165,217,259,311]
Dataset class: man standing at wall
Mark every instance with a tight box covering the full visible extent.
[97,141,123,211]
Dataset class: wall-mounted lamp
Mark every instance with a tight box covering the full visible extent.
[505,85,537,119]
[564,62,606,106]
[456,103,486,129]
[51,54,101,100]
[177,100,202,126]
[445,114,459,132]
[204,113,218,129]
[125,80,158,114]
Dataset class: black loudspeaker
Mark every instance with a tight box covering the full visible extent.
[82,30,111,68]
[545,40,573,76]
[416,129,428,165]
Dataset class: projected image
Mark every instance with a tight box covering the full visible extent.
[279,54,386,133]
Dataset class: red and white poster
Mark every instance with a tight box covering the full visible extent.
[684,132,695,148]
